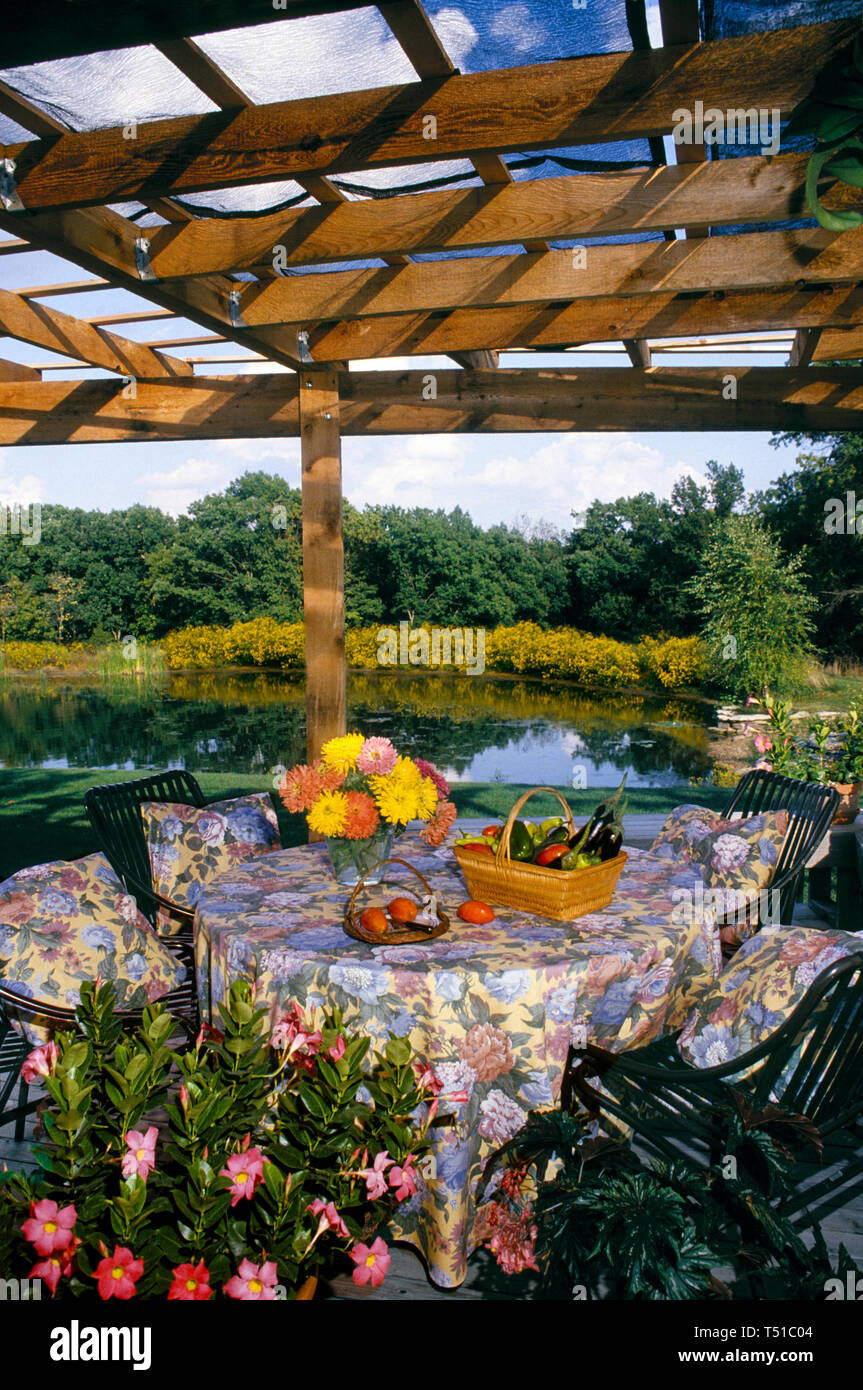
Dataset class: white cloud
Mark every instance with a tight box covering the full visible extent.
[342,433,708,528]
[0,459,45,507]
[489,4,547,53]
[432,8,480,68]
[133,458,239,516]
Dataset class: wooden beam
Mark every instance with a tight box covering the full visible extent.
[143,152,842,280]
[789,328,822,367]
[2,21,852,212]
[1,1,372,67]
[0,286,193,377]
[4,367,863,443]
[234,227,863,331]
[299,370,346,767]
[0,359,40,382]
[0,204,308,372]
[623,339,651,368]
[291,284,863,359]
[813,326,863,361]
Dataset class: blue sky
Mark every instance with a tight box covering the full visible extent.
[0,0,809,529]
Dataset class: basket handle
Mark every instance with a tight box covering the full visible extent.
[497,787,576,863]
[346,856,435,916]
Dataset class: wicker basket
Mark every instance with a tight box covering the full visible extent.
[453,786,627,922]
[344,857,450,945]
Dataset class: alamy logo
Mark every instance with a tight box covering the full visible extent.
[377,621,486,675]
[824,491,863,534]
[0,502,41,546]
[49,1320,151,1371]
[671,102,780,157]
[0,1276,41,1299]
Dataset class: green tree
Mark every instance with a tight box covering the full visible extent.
[690,514,819,699]
[755,435,863,662]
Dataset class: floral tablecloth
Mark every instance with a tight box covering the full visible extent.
[194,832,720,1288]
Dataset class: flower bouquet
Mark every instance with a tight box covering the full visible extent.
[279,733,457,884]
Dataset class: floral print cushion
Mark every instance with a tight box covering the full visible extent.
[142,793,281,914]
[689,810,788,947]
[649,805,728,866]
[677,925,863,1078]
[0,853,186,1042]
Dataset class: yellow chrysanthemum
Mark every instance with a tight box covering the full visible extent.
[369,756,422,799]
[320,733,365,776]
[307,789,349,837]
[414,777,439,821]
[372,779,424,827]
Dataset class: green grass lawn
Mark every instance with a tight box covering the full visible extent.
[0,770,729,881]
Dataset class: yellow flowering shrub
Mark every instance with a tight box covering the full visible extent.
[637,636,706,690]
[1,641,78,669]
[160,620,706,691]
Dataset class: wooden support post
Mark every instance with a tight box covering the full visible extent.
[300,370,346,785]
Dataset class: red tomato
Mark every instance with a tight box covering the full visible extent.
[457,900,495,924]
[536,844,569,867]
[482,825,501,838]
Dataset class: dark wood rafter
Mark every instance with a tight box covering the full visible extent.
[3,368,863,444]
[140,153,846,281]
[789,327,822,366]
[288,285,863,360]
[0,0,373,67]
[228,228,863,329]
[0,21,853,213]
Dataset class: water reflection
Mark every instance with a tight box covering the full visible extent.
[0,670,714,785]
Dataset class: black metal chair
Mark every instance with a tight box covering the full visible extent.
[0,957,199,1137]
[714,769,839,947]
[84,770,207,939]
[566,953,863,1229]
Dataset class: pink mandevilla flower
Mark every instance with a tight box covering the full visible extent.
[21,1199,77,1257]
[307,1198,350,1240]
[168,1260,212,1301]
[359,1150,392,1200]
[29,1237,79,1295]
[20,1040,59,1085]
[328,1034,346,1061]
[219,1147,266,1206]
[224,1258,279,1301]
[271,1001,322,1066]
[413,1061,443,1096]
[389,1154,418,1202]
[121,1126,158,1181]
[95,1246,144,1301]
[753,733,773,754]
[350,1237,391,1288]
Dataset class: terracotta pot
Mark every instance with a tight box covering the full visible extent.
[831,782,862,824]
[295,1275,318,1301]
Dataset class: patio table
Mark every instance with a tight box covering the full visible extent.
[194,831,720,1288]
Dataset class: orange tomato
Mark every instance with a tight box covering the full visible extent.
[388,896,419,924]
[359,906,389,937]
[457,900,495,924]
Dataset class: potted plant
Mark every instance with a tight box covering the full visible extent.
[278,733,456,884]
[749,697,862,823]
[0,979,439,1300]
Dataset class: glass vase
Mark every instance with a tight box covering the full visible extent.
[325,825,395,886]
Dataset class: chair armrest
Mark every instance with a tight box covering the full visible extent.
[571,954,861,1088]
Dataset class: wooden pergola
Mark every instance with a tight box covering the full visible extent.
[0,0,862,757]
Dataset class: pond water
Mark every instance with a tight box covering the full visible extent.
[0,670,715,787]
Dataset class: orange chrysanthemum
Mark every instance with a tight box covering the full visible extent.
[279,760,344,813]
[419,798,458,847]
[342,791,381,841]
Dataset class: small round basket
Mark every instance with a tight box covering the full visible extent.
[344,857,450,946]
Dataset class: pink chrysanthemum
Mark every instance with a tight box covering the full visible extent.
[356,737,398,776]
[342,791,381,840]
[415,759,450,798]
[420,798,458,846]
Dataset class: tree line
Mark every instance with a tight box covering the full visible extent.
[0,433,859,672]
